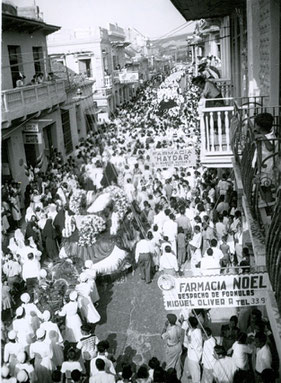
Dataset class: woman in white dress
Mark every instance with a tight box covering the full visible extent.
[15,351,37,383]
[20,293,43,333]
[12,307,34,352]
[29,328,53,383]
[76,274,101,325]
[8,229,25,256]
[58,291,83,343]
[3,330,24,376]
[39,310,64,368]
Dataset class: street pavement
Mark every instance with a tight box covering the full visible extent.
[95,269,238,372]
[95,270,167,371]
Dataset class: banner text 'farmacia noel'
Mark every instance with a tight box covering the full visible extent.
[158,273,269,310]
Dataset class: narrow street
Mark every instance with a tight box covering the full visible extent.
[95,272,167,370]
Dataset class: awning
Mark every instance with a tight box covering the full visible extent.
[170,0,246,21]
[2,13,60,35]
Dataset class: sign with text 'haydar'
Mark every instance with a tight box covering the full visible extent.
[152,148,197,168]
[158,273,269,310]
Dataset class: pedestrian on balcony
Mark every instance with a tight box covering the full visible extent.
[191,76,224,108]
[253,113,275,202]
[16,74,25,87]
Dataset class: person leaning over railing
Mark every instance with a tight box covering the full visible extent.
[252,113,276,202]
[191,76,224,108]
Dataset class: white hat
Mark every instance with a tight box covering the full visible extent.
[69,291,78,301]
[40,269,47,278]
[17,352,26,364]
[17,370,29,382]
[1,365,10,378]
[36,328,46,339]
[85,260,93,269]
[8,330,16,340]
[20,293,30,303]
[42,310,51,321]
[16,307,24,317]
[80,273,88,283]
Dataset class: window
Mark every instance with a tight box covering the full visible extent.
[8,45,23,88]
[61,110,73,154]
[33,46,44,74]
[85,113,96,133]
[78,59,92,77]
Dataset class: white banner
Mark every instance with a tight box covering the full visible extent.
[158,273,269,310]
[119,72,139,84]
[152,147,197,168]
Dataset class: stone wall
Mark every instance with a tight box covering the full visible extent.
[258,0,280,105]
[258,0,271,98]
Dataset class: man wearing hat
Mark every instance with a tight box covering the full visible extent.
[161,314,183,380]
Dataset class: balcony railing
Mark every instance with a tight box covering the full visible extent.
[1,80,66,124]
[231,102,281,234]
[266,188,281,314]
[198,96,271,168]
[113,70,121,84]
[104,75,113,88]
[199,98,234,167]
[213,79,233,98]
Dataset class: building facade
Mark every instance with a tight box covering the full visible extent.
[1,2,96,193]
[171,0,281,370]
[48,23,146,122]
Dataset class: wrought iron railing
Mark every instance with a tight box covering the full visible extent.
[231,101,281,234]
[266,187,281,313]
[213,79,233,98]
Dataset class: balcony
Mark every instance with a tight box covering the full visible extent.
[231,102,281,227]
[230,101,281,314]
[113,70,121,84]
[104,75,113,89]
[199,98,234,167]
[1,80,66,126]
[198,96,269,167]
[213,79,233,98]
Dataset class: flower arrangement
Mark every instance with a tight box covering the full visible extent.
[69,189,86,215]
[103,185,130,220]
[78,215,106,247]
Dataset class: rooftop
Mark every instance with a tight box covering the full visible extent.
[2,10,60,35]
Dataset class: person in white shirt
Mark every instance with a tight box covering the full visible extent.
[201,327,216,383]
[210,239,224,265]
[61,348,84,383]
[153,206,166,232]
[90,341,116,377]
[255,332,272,377]
[90,358,115,383]
[189,226,203,275]
[201,248,221,276]
[159,246,179,275]
[182,316,203,383]
[2,254,22,289]
[213,345,237,383]
[215,216,227,241]
[228,332,253,371]
[162,213,178,254]
[22,253,40,299]
[135,233,154,284]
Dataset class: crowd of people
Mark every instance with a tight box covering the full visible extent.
[1,67,278,383]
